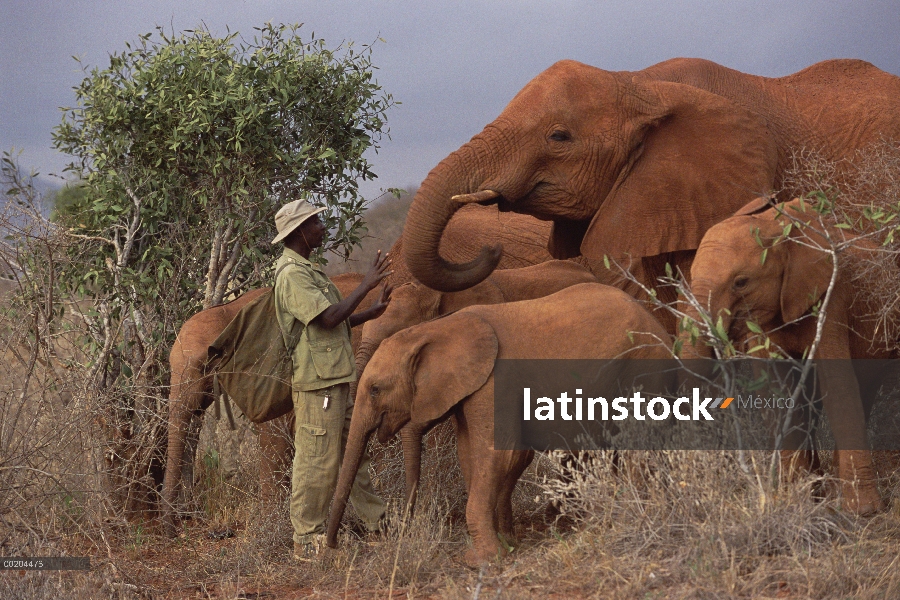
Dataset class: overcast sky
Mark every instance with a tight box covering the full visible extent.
[2,1,898,200]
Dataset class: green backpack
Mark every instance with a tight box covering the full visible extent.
[207,267,302,423]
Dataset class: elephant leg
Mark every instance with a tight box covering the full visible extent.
[450,413,500,565]
[779,402,821,482]
[453,414,473,492]
[463,456,504,566]
[258,413,295,505]
[446,398,519,565]
[496,449,533,546]
[819,363,884,515]
[771,368,822,483]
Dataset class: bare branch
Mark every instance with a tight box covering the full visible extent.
[204,222,225,308]
[212,235,243,306]
[118,187,143,269]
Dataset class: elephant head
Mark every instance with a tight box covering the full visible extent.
[680,197,834,357]
[355,284,434,396]
[326,313,499,547]
[403,59,779,292]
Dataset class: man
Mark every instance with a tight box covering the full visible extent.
[271,198,393,559]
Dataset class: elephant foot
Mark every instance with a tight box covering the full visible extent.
[834,451,884,516]
[463,543,504,568]
[779,450,821,480]
[841,483,885,516]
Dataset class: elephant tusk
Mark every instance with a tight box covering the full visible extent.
[451,190,500,204]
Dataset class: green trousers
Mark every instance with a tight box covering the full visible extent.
[290,383,385,544]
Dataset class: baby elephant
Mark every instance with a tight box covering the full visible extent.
[326,283,672,564]
[681,197,900,514]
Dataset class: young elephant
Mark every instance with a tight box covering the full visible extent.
[357,259,596,505]
[162,274,377,535]
[680,197,898,515]
[326,283,672,564]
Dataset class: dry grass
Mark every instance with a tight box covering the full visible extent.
[5,387,900,599]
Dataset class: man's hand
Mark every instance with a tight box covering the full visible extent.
[361,250,393,292]
[316,250,393,330]
[368,281,395,320]
[349,282,394,327]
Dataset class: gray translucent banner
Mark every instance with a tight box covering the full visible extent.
[493,359,900,450]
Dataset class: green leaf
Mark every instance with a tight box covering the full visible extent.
[714,316,728,341]
[746,321,763,334]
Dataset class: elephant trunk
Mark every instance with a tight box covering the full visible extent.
[354,338,379,389]
[400,425,426,517]
[326,403,377,548]
[403,142,503,292]
[161,388,193,536]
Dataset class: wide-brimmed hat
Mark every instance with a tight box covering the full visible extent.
[271,199,327,245]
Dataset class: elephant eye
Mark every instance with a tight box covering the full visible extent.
[733,276,750,290]
[370,384,380,398]
[549,130,571,142]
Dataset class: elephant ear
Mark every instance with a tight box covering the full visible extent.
[734,196,778,217]
[781,227,834,324]
[580,79,780,263]
[408,312,499,424]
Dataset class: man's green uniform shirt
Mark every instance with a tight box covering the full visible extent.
[274,248,356,392]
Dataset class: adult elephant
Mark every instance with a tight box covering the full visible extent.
[402,58,900,317]
[161,205,553,534]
